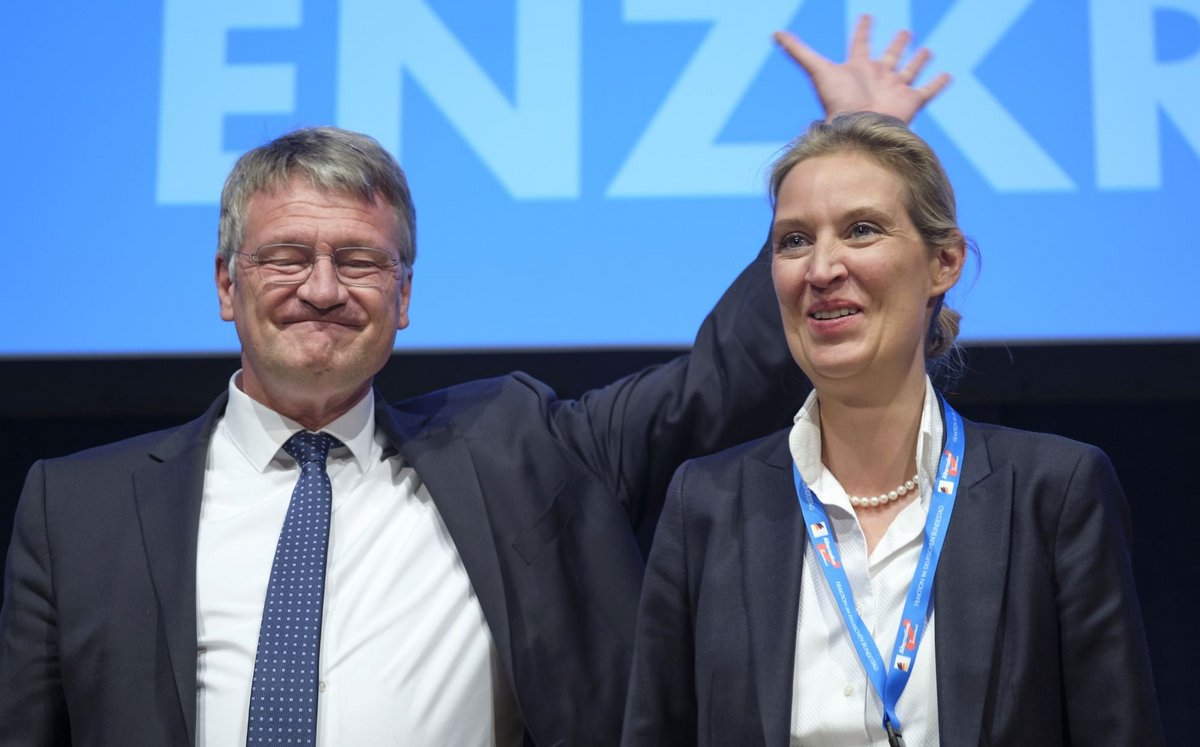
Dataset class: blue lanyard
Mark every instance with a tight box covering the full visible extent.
[792,396,964,738]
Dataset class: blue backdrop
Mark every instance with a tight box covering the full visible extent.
[5,0,1198,354]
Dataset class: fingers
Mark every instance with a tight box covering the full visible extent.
[847,14,872,61]
[899,47,931,83]
[879,29,913,69]
[773,30,828,75]
[775,13,951,112]
[916,72,953,103]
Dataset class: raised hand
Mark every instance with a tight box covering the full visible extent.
[775,14,950,124]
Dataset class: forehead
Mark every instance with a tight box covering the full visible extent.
[774,151,908,221]
[243,179,399,248]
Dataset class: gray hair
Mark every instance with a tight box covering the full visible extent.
[218,126,416,279]
[769,112,970,378]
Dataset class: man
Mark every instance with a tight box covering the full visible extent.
[0,19,946,746]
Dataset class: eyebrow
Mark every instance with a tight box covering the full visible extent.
[769,217,809,236]
[839,206,897,226]
[771,205,899,234]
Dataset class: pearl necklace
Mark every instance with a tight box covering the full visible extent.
[848,474,919,509]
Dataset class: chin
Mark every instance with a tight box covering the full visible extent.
[793,344,871,384]
[806,365,870,389]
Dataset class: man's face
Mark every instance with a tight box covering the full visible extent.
[216,179,412,408]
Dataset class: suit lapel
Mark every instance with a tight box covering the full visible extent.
[934,421,1013,745]
[741,435,806,746]
[375,399,515,687]
[132,393,227,747]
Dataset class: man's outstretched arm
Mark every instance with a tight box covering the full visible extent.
[557,15,954,532]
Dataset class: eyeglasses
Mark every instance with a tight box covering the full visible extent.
[238,244,402,287]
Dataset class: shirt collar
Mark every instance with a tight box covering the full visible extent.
[788,376,944,509]
[914,377,945,500]
[222,370,379,472]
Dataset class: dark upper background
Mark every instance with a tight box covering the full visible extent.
[3,342,1196,742]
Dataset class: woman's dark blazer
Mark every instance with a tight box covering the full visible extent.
[622,419,1164,746]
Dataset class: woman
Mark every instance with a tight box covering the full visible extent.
[621,113,1163,746]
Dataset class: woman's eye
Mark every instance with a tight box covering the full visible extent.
[849,223,879,239]
[778,233,810,252]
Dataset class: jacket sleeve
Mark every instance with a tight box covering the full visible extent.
[550,242,804,541]
[1054,447,1165,745]
[620,463,698,746]
[0,461,71,746]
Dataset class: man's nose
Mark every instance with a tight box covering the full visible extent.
[296,253,349,308]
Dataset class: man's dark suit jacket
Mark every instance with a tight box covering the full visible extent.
[622,420,1165,746]
[0,253,803,746]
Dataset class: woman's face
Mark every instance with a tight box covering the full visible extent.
[770,151,963,396]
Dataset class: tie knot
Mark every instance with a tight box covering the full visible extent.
[283,431,341,465]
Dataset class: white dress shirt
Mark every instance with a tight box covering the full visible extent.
[195,373,521,745]
[789,378,944,747]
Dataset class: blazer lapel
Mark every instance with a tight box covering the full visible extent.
[741,436,806,746]
[934,421,1013,746]
[132,393,227,747]
[375,399,516,688]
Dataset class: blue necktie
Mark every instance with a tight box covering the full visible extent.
[246,431,341,746]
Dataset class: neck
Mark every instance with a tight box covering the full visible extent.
[237,371,370,431]
[816,372,927,499]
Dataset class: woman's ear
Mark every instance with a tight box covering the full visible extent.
[930,233,966,296]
